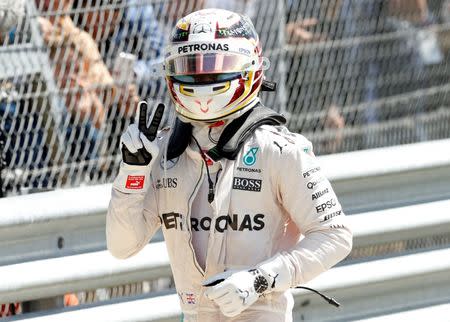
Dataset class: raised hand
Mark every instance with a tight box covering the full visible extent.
[121,102,165,166]
[139,102,165,142]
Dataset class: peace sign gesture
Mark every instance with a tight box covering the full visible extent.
[138,102,165,142]
[121,101,165,166]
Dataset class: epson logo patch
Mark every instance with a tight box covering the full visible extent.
[315,198,337,213]
[233,177,262,192]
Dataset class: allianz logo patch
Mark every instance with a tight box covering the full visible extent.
[233,177,262,192]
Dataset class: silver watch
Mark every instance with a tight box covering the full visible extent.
[249,269,269,294]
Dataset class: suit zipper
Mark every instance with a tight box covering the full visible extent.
[204,167,223,275]
[186,161,206,276]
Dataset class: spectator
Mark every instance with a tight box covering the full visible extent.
[0,81,54,194]
[0,303,20,317]
[1,0,57,194]
[36,0,139,170]
[0,0,24,34]
[71,0,165,99]
[285,0,333,44]
[64,293,79,306]
[284,1,350,152]
[69,0,171,158]
[1,1,25,196]
[37,0,138,128]
[437,0,450,55]
[204,1,348,153]
[112,0,166,99]
[323,105,345,153]
[286,0,443,150]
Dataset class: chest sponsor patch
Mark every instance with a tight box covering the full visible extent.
[125,175,145,189]
[307,176,325,189]
[321,210,343,222]
[303,167,321,178]
[236,166,262,173]
[315,198,338,213]
[312,188,329,200]
[232,177,262,192]
[243,147,259,166]
[155,177,178,189]
[161,212,265,232]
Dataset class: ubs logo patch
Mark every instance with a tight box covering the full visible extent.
[156,177,178,189]
[233,177,262,192]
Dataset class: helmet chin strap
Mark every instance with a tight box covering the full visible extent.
[165,101,286,162]
[192,120,226,150]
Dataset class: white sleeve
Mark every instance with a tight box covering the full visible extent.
[259,138,352,291]
[106,183,161,259]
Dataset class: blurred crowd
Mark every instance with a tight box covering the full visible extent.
[285,0,449,151]
[0,0,450,195]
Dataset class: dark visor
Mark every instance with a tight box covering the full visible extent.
[170,72,241,85]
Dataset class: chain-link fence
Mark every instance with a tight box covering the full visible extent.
[1,0,449,196]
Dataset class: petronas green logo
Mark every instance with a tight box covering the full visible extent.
[243,147,259,166]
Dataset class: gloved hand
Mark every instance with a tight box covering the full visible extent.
[203,269,274,317]
[113,102,165,193]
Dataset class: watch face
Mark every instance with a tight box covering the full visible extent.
[254,275,269,294]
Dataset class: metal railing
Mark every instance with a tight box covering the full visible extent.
[1,198,449,304]
[1,139,449,266]
[321,138,450,213]
[1,139,450,319]
[353,303,450,322]
[4,248,449,321]
[0,242,169,304]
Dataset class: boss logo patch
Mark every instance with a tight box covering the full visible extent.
[233,177,262,192]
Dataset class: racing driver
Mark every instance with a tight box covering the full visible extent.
[107,8,352,321]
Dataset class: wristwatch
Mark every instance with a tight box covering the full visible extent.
[248,269,269,294]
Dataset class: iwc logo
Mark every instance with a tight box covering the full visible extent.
[243,147,259,166]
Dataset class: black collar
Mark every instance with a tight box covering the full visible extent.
[166,103,286,161]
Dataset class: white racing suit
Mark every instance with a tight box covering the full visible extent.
[107,124,353,321]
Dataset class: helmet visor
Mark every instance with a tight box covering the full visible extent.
[170,72,241,85]
[165,53,261,76]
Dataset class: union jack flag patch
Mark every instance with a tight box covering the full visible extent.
[185,293,196,305]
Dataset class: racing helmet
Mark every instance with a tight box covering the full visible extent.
[164,9,268,122]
